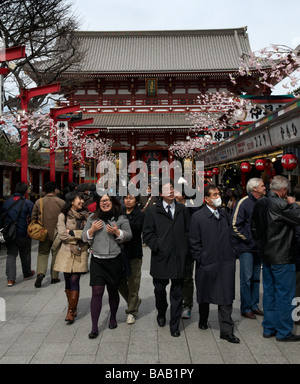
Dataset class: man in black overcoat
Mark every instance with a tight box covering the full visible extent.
[189,184,239,343]
[143,178,189,337]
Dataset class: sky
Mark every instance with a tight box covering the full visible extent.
[71,0,300,95]
[72,0,300,51]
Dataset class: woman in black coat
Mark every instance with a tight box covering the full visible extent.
[189,184,239,343]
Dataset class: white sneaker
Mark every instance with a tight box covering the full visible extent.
[182,307,191,319]
[127,314,136,324]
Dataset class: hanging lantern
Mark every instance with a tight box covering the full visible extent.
[212,167,220,175]
[281,154,298,170]
[240,162,251,173]
[204,171,208,177]
[255,159,267,172]
[206,170,213,178]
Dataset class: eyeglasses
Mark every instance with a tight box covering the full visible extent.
[100,198,111,204]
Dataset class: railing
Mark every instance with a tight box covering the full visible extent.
[58,97,198,107]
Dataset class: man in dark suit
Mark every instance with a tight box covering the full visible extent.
[143,178,189,337]
[190,184,239,343]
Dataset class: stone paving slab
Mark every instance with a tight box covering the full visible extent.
[0,241,299,365]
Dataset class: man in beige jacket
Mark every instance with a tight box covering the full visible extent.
[31,181,65,288]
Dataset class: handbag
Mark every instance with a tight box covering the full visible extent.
[27,198,48,242]
[0,199,25,244]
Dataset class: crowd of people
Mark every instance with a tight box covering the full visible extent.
[2,174,300,343]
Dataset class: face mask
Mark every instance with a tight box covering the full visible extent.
[211,197,222,208]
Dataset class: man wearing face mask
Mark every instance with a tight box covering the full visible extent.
[251,175,300,341]
[189,184,240,343]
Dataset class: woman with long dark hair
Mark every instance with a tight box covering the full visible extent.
[53,191,90,324]
[82,194,132,339]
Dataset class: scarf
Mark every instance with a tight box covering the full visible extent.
[69,208,89,230]
[100,210,114,224]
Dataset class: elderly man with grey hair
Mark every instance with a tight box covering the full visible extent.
[231,178,266,320]
[252,175,300,341]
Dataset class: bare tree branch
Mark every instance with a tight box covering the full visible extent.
[0,0,85,112]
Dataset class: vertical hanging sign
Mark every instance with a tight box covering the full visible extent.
[85,138,95,158]
[145,78,158,97]
[57,121,69,148]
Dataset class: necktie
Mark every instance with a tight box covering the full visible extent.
[213,210,219,219]
[166,205,173,219]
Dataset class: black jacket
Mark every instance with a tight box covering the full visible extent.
[122,205,145,259]
[1,194,34,238]
[190,206,236,305]
[231,192,258,254]
[142,199,189,279]
[251,191,300,265]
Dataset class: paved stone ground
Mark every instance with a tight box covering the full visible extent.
[0,241,300,365]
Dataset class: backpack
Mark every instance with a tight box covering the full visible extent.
[0,199,25,244]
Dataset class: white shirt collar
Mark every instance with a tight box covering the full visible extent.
[206,205,218,214]
[162,200,175,209]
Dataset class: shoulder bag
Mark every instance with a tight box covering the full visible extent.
[27,198,48,242]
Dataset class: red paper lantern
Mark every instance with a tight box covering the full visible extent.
[206,170,213,178]
[255,159,267,171]
[240,162,251,173]
[281,154,298,170]
[204,171,208,177]
[212,167,220,175]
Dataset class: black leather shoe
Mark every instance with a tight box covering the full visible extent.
[88,331,99,339]
[170,329,180,337]
[34,274,44,288]
[263,332,276,338]
[198,322,208,330]
[220,334,240,343]
[276,334,300,342]
[109,323,118,329]
[252,308,264,316]
[157,316,166,327]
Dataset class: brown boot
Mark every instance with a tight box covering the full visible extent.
[65,291,79,324]
[65,289,71,321]
[65,289,77,321]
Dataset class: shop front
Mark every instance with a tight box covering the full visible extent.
[198,99,300,195]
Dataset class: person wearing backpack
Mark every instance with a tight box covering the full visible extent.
[1,182,35,287]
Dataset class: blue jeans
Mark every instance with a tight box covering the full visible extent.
[239,252,261,314]
[262,262,296,339]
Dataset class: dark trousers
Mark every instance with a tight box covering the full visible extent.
[199,302,234,336]
[6,237,32,281]
[153,278,183,332]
